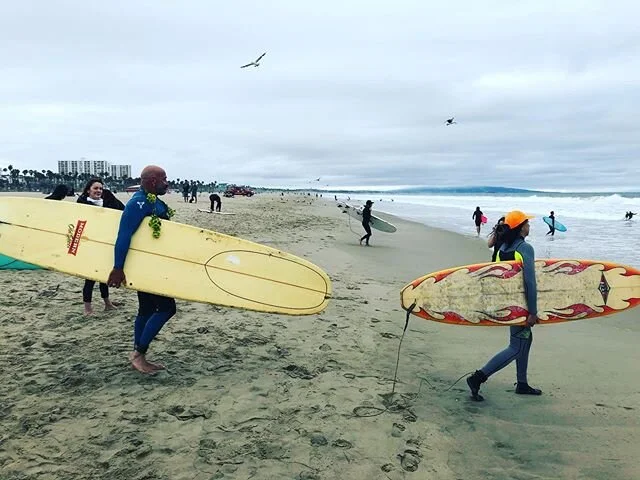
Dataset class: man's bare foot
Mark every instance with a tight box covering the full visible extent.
[83,302,94,316]
[130,352,158,374]
[129,351,165,371]
[104,299,117,311]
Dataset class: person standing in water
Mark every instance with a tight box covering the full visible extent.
[77,178,124,315]
[467,210,542,402]
[472,207,483,236]
[546,210,556,236]
[487,216,506,262]
[107,165,176,374]
[360,200,374,246]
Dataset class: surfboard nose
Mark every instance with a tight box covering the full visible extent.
[204,250,331,315]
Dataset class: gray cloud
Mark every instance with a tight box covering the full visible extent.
[1,0,639,190]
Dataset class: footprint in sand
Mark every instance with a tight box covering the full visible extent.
[331,439,353,449]
[380,332,397,339]
[398,448,422,472]
[391,422,405,438]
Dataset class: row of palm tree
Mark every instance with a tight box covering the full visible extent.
[0,165,220,193]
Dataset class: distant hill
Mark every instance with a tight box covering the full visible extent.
[387,186,541,194]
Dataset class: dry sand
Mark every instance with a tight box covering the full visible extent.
[1,192,639,480]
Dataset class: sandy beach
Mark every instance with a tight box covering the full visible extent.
[1,192,639,480]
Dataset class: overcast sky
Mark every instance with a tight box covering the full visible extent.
[1,1,639,190]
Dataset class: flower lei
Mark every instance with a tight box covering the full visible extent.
[146,193,175,238]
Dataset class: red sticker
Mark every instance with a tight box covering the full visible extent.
[67,220,87,256]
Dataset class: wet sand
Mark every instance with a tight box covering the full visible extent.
[1,192,638,479]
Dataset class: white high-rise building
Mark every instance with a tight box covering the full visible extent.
[110,164,132,179]
[58,159,132,179]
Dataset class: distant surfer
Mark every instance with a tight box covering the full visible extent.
[472,206,483,236]
[487,216,506,262]
[359,200,374,246]
[625,211,637,220]
[467,210,542,402]
[182,181,190,203]
[209,193,222,212]
[107,165,176,374]
[546,210,555,236]
[77,178,124,315]
[190,181,198,203]
[445,117,456,125]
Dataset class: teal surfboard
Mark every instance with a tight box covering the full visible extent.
[543,216,567,232]
[0,254,41,270]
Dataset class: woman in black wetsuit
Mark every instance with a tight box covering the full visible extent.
[472,206,483,236]
[360,200,374,246]
[77,178,125,315]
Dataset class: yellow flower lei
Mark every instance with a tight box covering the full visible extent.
[146,193,175,238]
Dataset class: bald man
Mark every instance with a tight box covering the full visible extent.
[107,166,176,374]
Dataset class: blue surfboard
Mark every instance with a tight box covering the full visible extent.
[0,254,42,270]
[543,216,567,232]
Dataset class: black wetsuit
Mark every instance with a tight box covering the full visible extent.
[77,191,125,303]
[472,209,483,226]
[209,193,222,212]
[546,214,555,236]
[360,206,372,245]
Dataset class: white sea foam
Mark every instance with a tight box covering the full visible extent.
[332,192,640,268]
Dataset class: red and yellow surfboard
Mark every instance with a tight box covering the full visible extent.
[400,259,640,326]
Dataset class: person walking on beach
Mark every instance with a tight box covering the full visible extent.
[360,200,374,246]
[466,210,542,402]
[209,193,222,212]
[472,206,483,236]
[487,216,506,262]
[546,210,556,236]
[77,178,124,315]
[107,165,176,374]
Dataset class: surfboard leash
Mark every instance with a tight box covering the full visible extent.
[351,301,475,418]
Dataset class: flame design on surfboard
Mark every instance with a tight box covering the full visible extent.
[401,259,640,326]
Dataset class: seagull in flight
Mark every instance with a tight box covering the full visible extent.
[445,117,457,125]
[241,52,267,68]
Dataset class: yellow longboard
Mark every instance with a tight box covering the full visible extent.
[401,259,640,326]
[0,197,331,315]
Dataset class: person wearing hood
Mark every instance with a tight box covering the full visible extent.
[77,178,124,315]
[44,185,69,200]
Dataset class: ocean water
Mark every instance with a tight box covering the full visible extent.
[331,192,640,268]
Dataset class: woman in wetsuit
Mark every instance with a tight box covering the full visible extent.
[77,178,125,315]
[467,210,542,402]
[472,206,483,236]
[360,200,374,246]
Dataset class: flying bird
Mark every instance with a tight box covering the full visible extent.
[241,52,267,68]
[445,117,457,125]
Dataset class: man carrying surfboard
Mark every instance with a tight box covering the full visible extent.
[107,165,177,374]
[360,200,374,246]
[546,210,555,236]
[467,210,542,401]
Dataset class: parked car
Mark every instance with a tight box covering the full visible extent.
[224,185,254,197]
